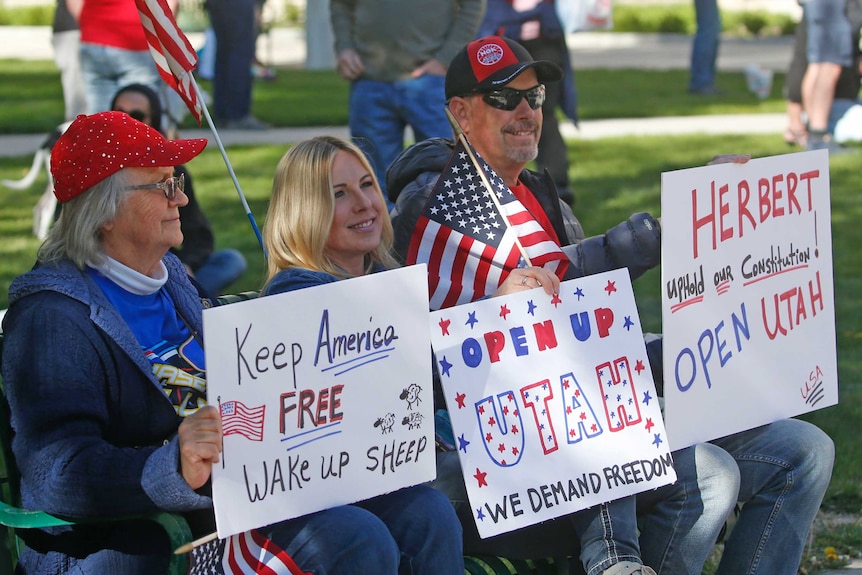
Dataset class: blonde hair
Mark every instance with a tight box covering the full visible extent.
[262,136,398,287]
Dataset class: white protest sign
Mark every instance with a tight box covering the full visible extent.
[202,265,435,538]
[430,268,676,539]
[660,150,837,450]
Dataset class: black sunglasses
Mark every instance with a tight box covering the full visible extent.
[478,85,546,111]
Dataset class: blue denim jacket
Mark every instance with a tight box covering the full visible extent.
[1,252,213,570]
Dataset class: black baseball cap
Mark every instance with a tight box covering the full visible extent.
[445,36,563,100]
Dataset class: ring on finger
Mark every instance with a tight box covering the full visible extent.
[521,276,529,286]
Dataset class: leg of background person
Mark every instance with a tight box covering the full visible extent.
[802,0,853,149]
[571,498,644,575]
[400,74,451,142]
[803,62,843,132]
[52,29,87,121]
[192,249,248,297]
[711,419,834,575]
[349,79,404,206]
[522,36,573,204]
[113,48,163,111]
[637,443,740,575]
[784,17,809,146]
[689,0,721,93]
[80,43,121,114]
[261,505,400,574]
[208,0,256,122]
[359,485,464,575]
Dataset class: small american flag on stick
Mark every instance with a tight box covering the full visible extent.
[135,0,202,123]
[407,137,569,310]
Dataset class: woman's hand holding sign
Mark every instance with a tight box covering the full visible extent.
[178,405,223,490]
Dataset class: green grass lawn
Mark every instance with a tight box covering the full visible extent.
[1,61,860,571]
[0,59,788,134]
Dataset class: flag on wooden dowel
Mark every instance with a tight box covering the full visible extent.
[407,138,570,310]
[135,0,202,123]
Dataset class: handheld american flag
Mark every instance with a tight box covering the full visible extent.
[407,138,569,310]
[136,0,202,123]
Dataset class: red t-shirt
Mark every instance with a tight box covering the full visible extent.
[509,180,562,245]
[79,0,149,52]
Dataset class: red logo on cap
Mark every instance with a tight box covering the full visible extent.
[476,43,505,67]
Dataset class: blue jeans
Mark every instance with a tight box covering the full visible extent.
[711,419,834,575]
[79,42,161,115]
[349,75,451,202]
[689,0,721,91]
[192,249,247,297]
[206,0,256,121]
[261,485,464,574]
[637,442,740,574]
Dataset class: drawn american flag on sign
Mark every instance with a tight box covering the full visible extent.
[407,139,569,310]
[220,400,265,442]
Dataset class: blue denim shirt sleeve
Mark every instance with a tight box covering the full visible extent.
[142,435,213,510]
[264,268,340,295]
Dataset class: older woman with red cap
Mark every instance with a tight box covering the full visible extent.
[1,112,455,574]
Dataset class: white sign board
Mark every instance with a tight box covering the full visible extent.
[660,150,838,450]
[430,269,676,539]
[203,266,435,538]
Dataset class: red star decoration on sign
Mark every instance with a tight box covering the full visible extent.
[604,280,617,295]
[635,359,645,375]
[499,304,511,320]
[474,468,488,487]
[551,293,562,308]
[455,392,466,408]
[438,318,451,335]
[645,418,655,432]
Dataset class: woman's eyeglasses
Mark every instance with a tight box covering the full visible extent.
[478,85,545,111]
[124,173,185,201]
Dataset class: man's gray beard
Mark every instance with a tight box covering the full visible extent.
[507,145,538,164]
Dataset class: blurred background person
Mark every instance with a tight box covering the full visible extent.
[68,0,174,117]
[204,0,269,130]
[478,0,578,204]
[329,0,486,206]
[52,0,86,122]
[689,0,722,94]
[801,0,854,151]
[111,83,247,297]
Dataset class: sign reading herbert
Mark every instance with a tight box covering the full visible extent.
[430,268,676,539]
[660,150,838,450]
[202,266,434,538]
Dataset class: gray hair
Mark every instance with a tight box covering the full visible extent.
[38,170,133,269]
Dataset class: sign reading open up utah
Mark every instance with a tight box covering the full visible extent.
[430,268,675,539]
[202,266,434,538]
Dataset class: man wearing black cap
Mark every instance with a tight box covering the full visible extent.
[387,35,835,575]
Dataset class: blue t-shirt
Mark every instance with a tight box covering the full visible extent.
[90,269,207,416]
